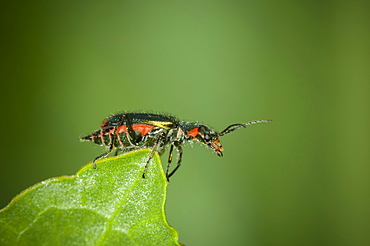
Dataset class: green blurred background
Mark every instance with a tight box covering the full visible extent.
[1,1,369,245]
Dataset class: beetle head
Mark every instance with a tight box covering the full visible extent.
[185,119,272,157]
[195,125,224,157]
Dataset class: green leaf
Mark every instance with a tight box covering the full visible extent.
[0,149,180,246]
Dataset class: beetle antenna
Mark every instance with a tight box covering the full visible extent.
[218,119,272,137]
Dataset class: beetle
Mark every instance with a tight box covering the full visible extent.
[81,112,271,181]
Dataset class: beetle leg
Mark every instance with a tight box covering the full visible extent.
[91,125,120,168]
[91,138,115,169]
[167,143,183,181]
[119,114,138,146]
[142,131,165,179]
[165,144,174,179]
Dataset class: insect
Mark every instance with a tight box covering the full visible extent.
[81,112,272,181]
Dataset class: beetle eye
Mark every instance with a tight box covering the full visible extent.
[203,134,211,141]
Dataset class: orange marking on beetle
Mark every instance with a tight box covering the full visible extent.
[117,124,154,135]
[101,118,109,127]
[187,127,199,137]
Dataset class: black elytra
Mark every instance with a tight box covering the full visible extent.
[80,112,272,181]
